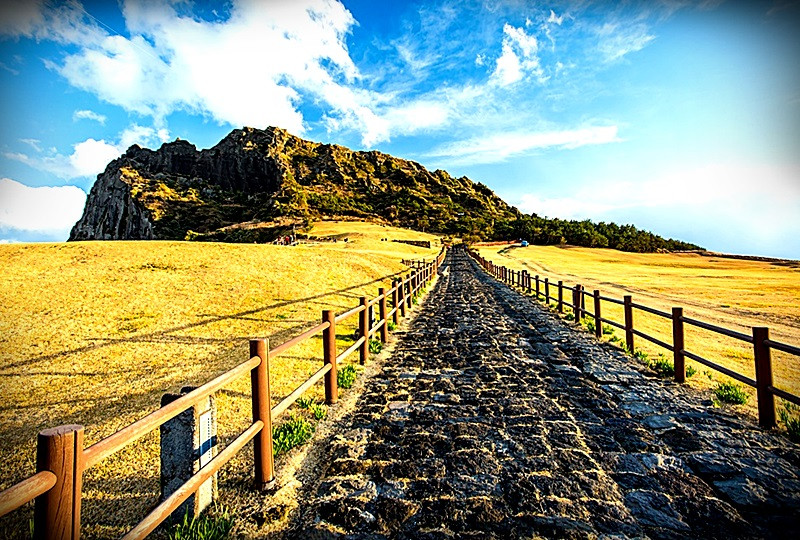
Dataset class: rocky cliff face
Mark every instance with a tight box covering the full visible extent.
[70,126,520,241]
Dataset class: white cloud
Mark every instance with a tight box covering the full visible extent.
[547,10,564,26]
[0,178,86,236]
[427,126,620,164]
[10,0,389,143]
[490,23,546,87]
[73,109,107,124]
[5,124,170,179]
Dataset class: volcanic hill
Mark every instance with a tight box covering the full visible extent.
[69,126,519,242]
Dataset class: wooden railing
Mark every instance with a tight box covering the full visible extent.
[467,249,800,429]
[0,248,447,539]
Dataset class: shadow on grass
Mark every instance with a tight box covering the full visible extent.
[2,272,404,371]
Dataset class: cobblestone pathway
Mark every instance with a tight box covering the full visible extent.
[292,248,800,539]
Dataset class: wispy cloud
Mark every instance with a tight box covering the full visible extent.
[73,109,107,124]
[594,21,655,63]
[426,126,621,165]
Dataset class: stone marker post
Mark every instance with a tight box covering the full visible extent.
[160,386,218,525]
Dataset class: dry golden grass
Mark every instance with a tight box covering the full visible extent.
[476,244,800,422]
[0,220,439,538]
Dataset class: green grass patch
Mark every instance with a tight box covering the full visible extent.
[273,415,314,455]
[387,320,397,331]
[369,338,383,354]
[565,312,575,321]
[168,507,233,540]
[686,365,697,378]
[337,363,358,389]
[602,324,614,335]
[651,354,674,377]
[779,402,800,442]
[713,381,749,405]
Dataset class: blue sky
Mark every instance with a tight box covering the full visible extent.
[0,0,798,258]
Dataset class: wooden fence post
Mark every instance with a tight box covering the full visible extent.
[672,307,685,383]
[557,281,563,313]
[624,295,634,352]
[580,288,586,320]
[545,278,550,305]
[399,277,407,318]
[392,280,400,326]
[593,290,602,338]
[572,285,580,320]
[379,288,388,343]
[34,424,84,540]
[405,274,413,309]
[535,276,540,299]
[322,310,338,404]
[359,297,369,364]
[249,339,274,490]
[753,327,776,428]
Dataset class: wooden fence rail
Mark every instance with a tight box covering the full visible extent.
[467,248,800,430]
[0,248,447,539]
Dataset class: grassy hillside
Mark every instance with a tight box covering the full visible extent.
[0,221,440,538]
[476,243,800,421]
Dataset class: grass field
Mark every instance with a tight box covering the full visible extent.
[0,220,440,538]
[476,243,800,424]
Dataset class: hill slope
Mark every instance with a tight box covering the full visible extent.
[69,126,518,241]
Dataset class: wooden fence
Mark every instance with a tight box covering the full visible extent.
[0,248,447,539]
[467,249,800,429]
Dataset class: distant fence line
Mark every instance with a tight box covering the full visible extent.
[466,249,800,429]
[0,248,447,539]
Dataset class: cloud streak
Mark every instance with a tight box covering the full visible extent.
[426,126,621,165]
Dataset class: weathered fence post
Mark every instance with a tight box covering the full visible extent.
[624,295,634,352]
[593,290,602,338]
[580,288,586,320]
[399,277,407,318]
[545,278,550,305]
[379,288,388,343]
[34,424,84,540]
[672,307,685,383]
[323,310,338,404]
[359,297,369,364]
[572,285,580,321]
[405,274,413,309]
[535,275,540,299]
[249,338,274,490]
[753,327,776,428]
[557,281,563,313]
[392,280,400,326]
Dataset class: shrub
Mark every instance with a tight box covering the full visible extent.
[585,320,596,334]
[387,320,397,331]
[714,381,749,405]
[602,324,614,335]
[338,364,358,389]
[169,507,234,540]
[779,402,800,442]
[565,312,575,321]
[369,338,383,354]
[686,365,697,378]
[273,415,314,455]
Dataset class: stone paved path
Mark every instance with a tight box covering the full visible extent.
[291,248,800,539]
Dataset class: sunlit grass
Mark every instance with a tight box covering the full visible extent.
[0,220,439,538]
[477,243,800,421]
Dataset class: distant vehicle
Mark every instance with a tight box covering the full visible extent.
[520,240,529,247]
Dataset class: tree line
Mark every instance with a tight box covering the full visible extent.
[490,215,703,253]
